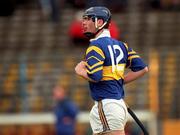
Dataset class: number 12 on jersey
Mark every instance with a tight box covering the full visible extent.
[108,45,125,73]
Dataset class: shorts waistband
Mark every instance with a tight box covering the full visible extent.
[95,98,124,105]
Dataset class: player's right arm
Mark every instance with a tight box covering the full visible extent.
[75,60,96,82]
[75,45,105,82]
[85,45,105,82]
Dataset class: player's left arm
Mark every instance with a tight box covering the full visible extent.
[124,46,149,84]
[124,66,148,84]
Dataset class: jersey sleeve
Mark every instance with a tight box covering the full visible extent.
[85,45,105,82]
[125,44,147,72]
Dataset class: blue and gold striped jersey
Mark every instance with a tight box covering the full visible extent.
[85,30,147,101]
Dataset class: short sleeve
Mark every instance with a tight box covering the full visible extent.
[85,45,105,81]
[125,45,147,71]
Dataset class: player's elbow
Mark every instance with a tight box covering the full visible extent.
[143,66,149,73]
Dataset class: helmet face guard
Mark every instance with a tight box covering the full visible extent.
[82,6,111,38]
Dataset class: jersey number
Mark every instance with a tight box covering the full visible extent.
[108,45,124,72]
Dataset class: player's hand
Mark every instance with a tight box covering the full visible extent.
[75,61,86,76]
[75,61,97,82]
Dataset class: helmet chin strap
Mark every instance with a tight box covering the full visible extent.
[95,17,107,30]
[84,18,107,39]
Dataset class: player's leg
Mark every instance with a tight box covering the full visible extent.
[101,130,125,135]
[93,130,125,135]
[102,100,127,135]
[90,99,128,135]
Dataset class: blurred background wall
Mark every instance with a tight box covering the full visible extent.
[0,0,179,135]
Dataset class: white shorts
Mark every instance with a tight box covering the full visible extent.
[89,99,128,134]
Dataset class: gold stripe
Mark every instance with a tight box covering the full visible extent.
[98,101,110,131]
[87,56,101,62]
[102,64,125,80]
[128,50,136,55]
[86,66,103,74]
[100,107,109,131]
[86,46,105,59]
[99,103,108,131]
[98,102,105,130]
[128,55,140,60]
[86,61,103,70]
[123,43,128,50]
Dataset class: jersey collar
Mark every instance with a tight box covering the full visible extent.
[90,29,111,42]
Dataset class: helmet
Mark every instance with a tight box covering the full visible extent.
[83,6,111,27]
[83,6,111,38]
